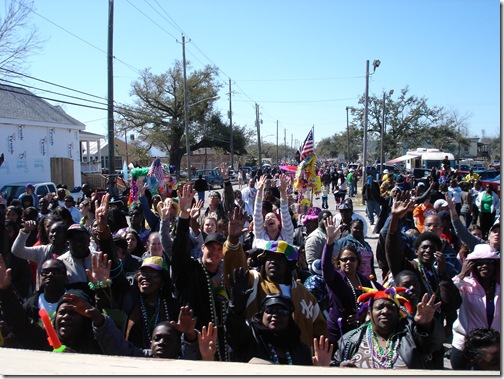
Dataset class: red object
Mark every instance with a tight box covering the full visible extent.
[38,308,62,350]
[300,129,314,160]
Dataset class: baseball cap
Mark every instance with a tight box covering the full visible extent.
[260,293,294,313]
[257,240,299,262]
[67,224,90,236]
[141,256,168,271]
[204,233,226,246]
[383,169,389,174]
[25,183,34,190]
[433,199,448,210]
[338,202,352,210]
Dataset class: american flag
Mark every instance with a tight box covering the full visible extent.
[300,128,314,160]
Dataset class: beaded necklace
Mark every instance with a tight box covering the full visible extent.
[345,275,362,309]
[415,259,440,299]
[365,323,400,369]
[266,342,293,365]
[201,261,229,361]
[139,296,169,347]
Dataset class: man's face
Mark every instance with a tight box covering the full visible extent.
[130,211,142,227]
[64,199,74,209]
[55,302,86,342]
[339,209,352,224]
[201,242,223,272]
[423,216,442,236]
[150,324,180,358]
[68,232,91,258]
[264,253,287,282]
[40,260,67,291]
[416,239,437,266]
[488,226,499,247]
[396,274,420,306]
[248,179,255,188]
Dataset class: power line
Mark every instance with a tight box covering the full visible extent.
[126,0,178,41]
[235,75,365,82]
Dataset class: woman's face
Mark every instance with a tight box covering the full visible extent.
[338,249,359,276]
[148,235,163,256]
[350,222,364,240]
[126,232,138,253]
[203,219,217,234]
[137,267,163,296]
[370,299,400,335]
[261,304,290,332]
[79,202,90,215]
[264,213,280,234]
[49,221,67,245]
[5,209,18,222]
[473,259,496,280]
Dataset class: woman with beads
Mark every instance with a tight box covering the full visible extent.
[321,217,371,347]
[450,244,500,370]
[331,287,444,369]
[226,274,332,366]
[334,218,376,279]
[124,256,179,349]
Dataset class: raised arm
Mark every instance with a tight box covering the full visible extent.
[385,192,415,276]
[252,175,268,238]
[278,174,294,243]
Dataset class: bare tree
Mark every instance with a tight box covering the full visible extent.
[0,0,43,77]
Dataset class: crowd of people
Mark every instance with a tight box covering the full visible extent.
[0,160,500,371]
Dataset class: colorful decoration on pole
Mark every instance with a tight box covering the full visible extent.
[293,127,321,195]
[128,159,179,204]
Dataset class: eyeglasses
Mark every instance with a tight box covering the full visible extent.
[474,259,495,266]
[264,306,290,316]
[340,257,358,263]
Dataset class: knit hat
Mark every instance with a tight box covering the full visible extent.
[141,256,168,271]
[257,240,299,262]
[302,207,321,225]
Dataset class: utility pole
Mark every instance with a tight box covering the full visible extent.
[256,103,261,167]
[182,35,190,175]
[107,0,115,193]
[276,120,279,166]
[363,60,370,179]
[229,78,234,170]
[346,106,350,163]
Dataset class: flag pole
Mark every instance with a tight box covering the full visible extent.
[310,125,314,206]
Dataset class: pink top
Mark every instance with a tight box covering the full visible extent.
[451,275,500,350]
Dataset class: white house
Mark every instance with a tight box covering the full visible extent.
[0,84,86,190]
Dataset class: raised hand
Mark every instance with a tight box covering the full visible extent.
[312,335,333,366]
[228,267,252,313]
[169,306,197,342]
[137,178,146,197]
[433,251,446,276]
[189,200,204,220]
[95,192,110,229]
[323,217,338,243]
[177,184,195,218]
[85,252,111,284]
[0,254,12,290]
[414,293,442,327]
[278,174,290,195]
[255,175,268,192]
[227,206,248,244]
[198,322,218,361]
[219,162,229,179]
[22,220,37,233]
[61,292,104,326]
[390,191,415,219]
[457,259,474,280]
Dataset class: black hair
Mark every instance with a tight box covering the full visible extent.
[51,206,74,228]
[262,200,273,213]
[394,270,418,285]
[413,232,442,251]
[463,328,500,370]
[350,218,364,228]
[22,206,38,221]
[125,229,146,257]
[334,244,360,266]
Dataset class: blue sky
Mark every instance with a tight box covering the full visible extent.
[11,0,500,149]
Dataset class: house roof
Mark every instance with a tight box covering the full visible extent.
[0,84,85,128]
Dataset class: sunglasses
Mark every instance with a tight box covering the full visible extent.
[264,306,290,317]
[138,269,162,278]
[340,257,358,263]
[40,269,66,277]
[474,259,495,266]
